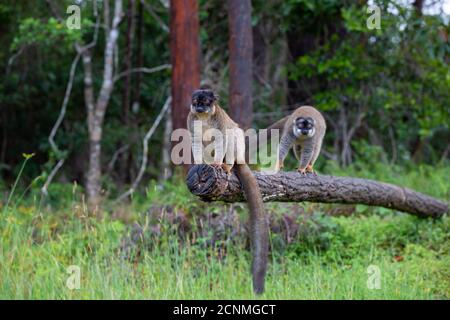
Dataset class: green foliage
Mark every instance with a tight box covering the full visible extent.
[0,0,449,299]
[145,175,198,211]
[1,161,449,299]
[323,160,449,201]
[1,196,448,299]
[11,17,81,52]
[1,0,449,185]
[285,0,449,164]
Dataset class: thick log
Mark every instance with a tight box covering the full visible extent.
[186,164,448,219]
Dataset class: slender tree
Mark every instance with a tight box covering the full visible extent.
[79,0,123,209]
[413,0,424,16]
[132,0,144,113]
[119,0,136,184]
[227,0,253,129]
[169,0,200,133]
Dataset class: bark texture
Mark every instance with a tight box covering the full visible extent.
[79,0,123,209]
[169,0,200,132]
[186,164,448,219]
[227,0,253,129]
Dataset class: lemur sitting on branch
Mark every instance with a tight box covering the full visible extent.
[187,89,269,294]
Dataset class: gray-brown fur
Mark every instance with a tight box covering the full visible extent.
[277,106,326,174]
[187,90,268,294]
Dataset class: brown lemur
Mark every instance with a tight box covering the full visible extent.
[272,106,326,174]
[187,89,268,294]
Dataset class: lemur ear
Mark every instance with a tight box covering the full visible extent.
[192,89,201,98]
[196,85,218,102]
[199,83,212,90]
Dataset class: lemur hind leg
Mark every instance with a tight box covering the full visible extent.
[306,163,316,175]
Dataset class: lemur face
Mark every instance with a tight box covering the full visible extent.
[293,117,315,138]
[191,90,217,114]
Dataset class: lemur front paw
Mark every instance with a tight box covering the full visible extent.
[297,167,307,175]
[306,164,316,175]
[221,163,233,175]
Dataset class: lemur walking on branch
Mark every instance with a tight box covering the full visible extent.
[269,106,326,174]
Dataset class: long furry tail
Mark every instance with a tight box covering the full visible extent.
[235,164,268,294]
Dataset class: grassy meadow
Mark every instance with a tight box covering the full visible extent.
[0,160,449,299]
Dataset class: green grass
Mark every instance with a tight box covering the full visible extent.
[0,212,448,299]
[0,163,448,299]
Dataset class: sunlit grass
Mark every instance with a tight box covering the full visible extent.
[0,164,448,299]
[0,205,448,299]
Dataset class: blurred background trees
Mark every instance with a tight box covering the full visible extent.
[0,0,448,203]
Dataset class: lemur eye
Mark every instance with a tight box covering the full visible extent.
[193,99,198,104]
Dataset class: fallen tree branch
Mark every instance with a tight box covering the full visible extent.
[186,164,448,219]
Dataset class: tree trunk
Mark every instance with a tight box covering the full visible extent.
[413,0,423,16]
[80,48,99,207]
[186,165,448,219]
[227,0,253,129]
[86,134,102,207]
[169,0,200,132]
[119,0,136,184]
[160,106,173,180]
[81,0,123,209]
[122,0,135,125]
[132,0,144,113]
[0,105,7,167]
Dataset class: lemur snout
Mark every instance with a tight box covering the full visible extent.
[195,105,207,113]
[301,129,310,135]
